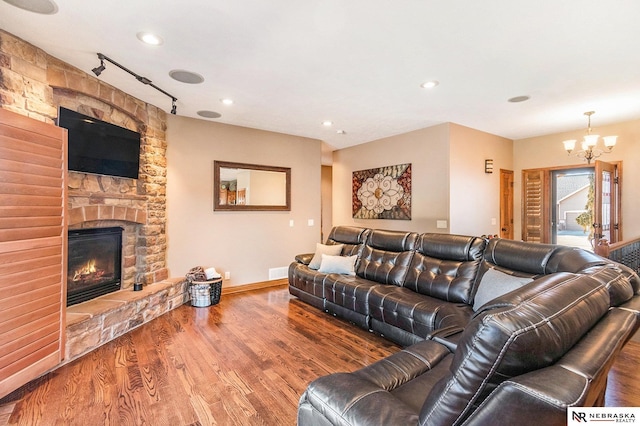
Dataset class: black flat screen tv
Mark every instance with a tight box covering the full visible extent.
[57,107,141,179]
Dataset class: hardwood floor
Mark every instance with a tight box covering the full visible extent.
[1,284,639,425]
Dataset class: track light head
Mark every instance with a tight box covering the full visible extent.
[171,99,177,115]
[92,60,105,76]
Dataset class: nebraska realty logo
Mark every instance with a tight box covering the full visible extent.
[568,407,639,424]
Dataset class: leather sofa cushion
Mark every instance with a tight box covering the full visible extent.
[300,340,452,425]
[357,230,418,285]
[287,262,326,299]
[365,229,418,252]
[403,234,486,304]
[417,233,486,262]
[368,286,473,337]
[323,274,378,315]
[327,226,370,257]
[420,272,610,425]
[483,238,559,275]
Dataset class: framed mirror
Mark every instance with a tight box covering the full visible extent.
[214,161,291,211]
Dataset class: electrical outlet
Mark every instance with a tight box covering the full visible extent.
[224,271,230,280]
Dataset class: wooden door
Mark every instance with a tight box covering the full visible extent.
[594,160,620,245]
[0,108,67,398]
[499,169,514,239]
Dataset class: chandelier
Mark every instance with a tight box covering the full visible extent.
[562,111,617,164]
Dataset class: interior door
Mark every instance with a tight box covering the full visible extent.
[499,169,514,239]
[593,160,620,245]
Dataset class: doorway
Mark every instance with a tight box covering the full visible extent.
[522,160,621,248]
[552,168,593,250]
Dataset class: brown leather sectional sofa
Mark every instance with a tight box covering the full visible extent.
[288,226,640,425]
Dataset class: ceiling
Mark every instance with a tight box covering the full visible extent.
[2,0,640,153]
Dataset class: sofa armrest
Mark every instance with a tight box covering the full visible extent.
[353,340,452,390]
[295,253,314,265]
[619,295,640,314]
[463,366,581,426]
[299,373,419,426]
[426,325,464,352]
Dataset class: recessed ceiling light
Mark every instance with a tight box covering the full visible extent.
[169,70,205,84]
[2,0,58,14]
[197,110,221,119]
[508,95,530,103]
[322,121,333,127]
[137,32,163,46]
[220,98,234,105]
[420,80,439,89]
[336,130,346,135]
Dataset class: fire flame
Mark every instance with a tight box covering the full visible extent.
[73,259,97,281]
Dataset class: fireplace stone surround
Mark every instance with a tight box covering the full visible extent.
[0,30,190,363]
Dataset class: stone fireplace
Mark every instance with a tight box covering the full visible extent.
[0,30,189,363]
[67,227,123,306]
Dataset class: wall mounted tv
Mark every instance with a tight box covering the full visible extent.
[57,107,141,179]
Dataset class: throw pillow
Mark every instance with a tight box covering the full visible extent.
[308,243,344,270]
[318,254,358,275]
[473,268,534,311]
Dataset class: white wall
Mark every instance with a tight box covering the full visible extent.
[514,118,640,241]
[449,123,513,236]
[332,124,451,233]
[166,115,322,286]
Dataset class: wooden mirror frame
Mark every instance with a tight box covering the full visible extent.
[214,161,291,211]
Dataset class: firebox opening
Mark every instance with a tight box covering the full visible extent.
[67,227,123,306]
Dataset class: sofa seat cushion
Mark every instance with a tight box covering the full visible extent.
[323,274,378,315]
[368,285,473,338]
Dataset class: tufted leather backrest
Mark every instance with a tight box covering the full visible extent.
[357,229,418,286]
[419,272,610,425]
[326,226,371,257]
[404,234,486,303]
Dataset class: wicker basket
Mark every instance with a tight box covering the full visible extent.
[189,278,223,307]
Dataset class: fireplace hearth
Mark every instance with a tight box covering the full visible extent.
[67,227,123,306]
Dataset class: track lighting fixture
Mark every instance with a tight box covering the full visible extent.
[91,58,105,76]
[91,53,179,115]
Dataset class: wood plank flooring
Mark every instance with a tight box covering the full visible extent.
[1,284,639,425]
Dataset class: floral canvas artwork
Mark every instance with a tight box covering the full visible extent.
[352,163,411,220]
